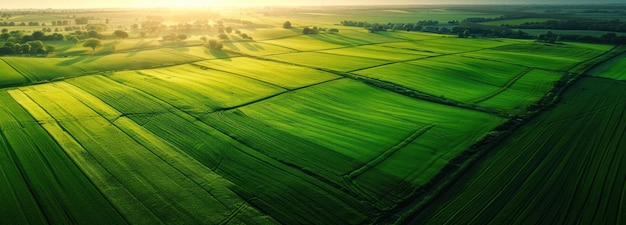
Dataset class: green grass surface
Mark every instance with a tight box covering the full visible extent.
[380,37,512,54]
[202,79,505,209]
[0,49,207,84]
[10,82,275,225]
[261,35,348,51]
[67,75,372,225]
[267,51,389,72]
[587,52,626,80]
[355,55,527,102]
[194,57,340,89]
[476,69,564,113]
[462,42,607,71]
[0,91,127,225]
[415,77,626,224]
[0,59,28,86]
[320,45,437,61]
[107,66,286,114]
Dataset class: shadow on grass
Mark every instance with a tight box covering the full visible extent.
[207,49,230,60]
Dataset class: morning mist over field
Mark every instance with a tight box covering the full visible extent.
[5,0,625,8]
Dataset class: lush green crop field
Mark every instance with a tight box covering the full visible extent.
[587,52,626,80]
[9,82,276,224]
[0,5,621,225]
[475,69,564,113]
[202,79,505,210]
[355,55,527,103]
[462,43,607,71]
[380,37,513,54]
[320,45,436,61]
[107,66,286,114]
[414,77,626,225]
[194,57,340,89]
[267,51,389,72]
[0,91,127,225]
[260,35,349,51]
[0,59,28,86]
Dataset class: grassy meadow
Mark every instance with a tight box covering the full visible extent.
[0,4,624,225]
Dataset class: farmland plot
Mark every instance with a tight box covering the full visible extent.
[415,77,626,225]
[203,79,506,210]
[355,55,528,103]
[0,59,28,86]
[462,43,607,71]
[587,52,626,80]
[9,82,276,225]
[0,91,126,225]
[266,51,389,72]
[194,57,340,89]
[475,69,563,113]
[68,75,373,225]
[107,66,285,114]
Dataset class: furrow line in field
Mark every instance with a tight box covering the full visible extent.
[471,68,534,104]
[0,58,33,83]
[218,203,247,225]
[0,130,48,224]
[212,77,344,112]
[346,124,435,180]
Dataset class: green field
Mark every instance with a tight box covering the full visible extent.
[414,77,626,224]
[587,52,626,80]
[0,5,623,225]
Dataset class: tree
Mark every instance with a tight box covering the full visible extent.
[225,27,232,34]
[177,34,187,41]
[199,36,207,44]
[218,33,229,40]
[463,29,470,38]
[88,30,99,38]
[27,40,45,54]
[32,31,45,40]
[83,38,102,52]
[1,28,7,33]
[46,45,55,53]
[283,21,292,29]
[302,27,312,34]
[71,36,80,45]
[206,39,223,50]
[21,43,31,54]
[113,30,129,39]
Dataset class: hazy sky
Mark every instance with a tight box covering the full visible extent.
[4,0,624,9]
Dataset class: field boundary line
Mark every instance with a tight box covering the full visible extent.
[0,57,34,83]
[470,67,534,104]
[346,124,435,180]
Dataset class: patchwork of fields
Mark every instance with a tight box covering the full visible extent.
[413,76,626,224]
[0,25,617,224]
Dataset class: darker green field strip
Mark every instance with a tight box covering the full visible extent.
[412,77,626,225]
[0,125,47,225]
[0,91,128,225]
[587,52,626,80]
